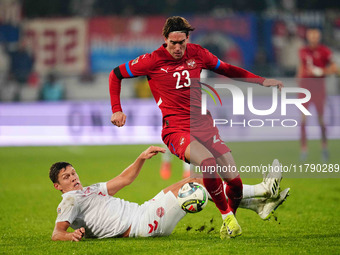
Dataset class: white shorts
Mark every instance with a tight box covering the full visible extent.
[129,191,186,237]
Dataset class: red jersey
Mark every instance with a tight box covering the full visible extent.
[109,43,264,138]
[298,44,332,114]
[299,44,332,78]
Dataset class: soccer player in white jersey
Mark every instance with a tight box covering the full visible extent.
[50,146,289,241]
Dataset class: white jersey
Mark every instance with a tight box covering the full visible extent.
[55,182,139,238]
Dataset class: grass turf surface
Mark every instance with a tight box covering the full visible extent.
[1,140,340,254]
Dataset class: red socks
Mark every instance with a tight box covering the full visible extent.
[201,158,230,214]
[225,176,243,214]
[200,158,243,215]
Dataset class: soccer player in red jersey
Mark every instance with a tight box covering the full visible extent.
[109,16,283,239]
[297,28,338,162]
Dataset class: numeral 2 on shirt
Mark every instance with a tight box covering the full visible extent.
[174,70,191,89]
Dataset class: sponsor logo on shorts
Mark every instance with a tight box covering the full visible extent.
[148,220,159,234]
[156,207,165,218]
[179,137,186,146]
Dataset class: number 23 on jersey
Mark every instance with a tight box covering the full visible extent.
[174,70,191,89]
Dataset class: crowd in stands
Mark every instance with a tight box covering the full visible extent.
[22,0,339,18]
[0,41,65,102]
[0,0,339,102]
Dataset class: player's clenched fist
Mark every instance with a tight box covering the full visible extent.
[111,111,126,127]
[71,227,85,242]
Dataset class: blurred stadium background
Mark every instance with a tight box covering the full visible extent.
[1,2,340,254]
[0,0,340,146]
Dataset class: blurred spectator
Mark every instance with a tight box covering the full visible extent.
[79,71,95,84]
[297,28,338,162]
[39,73,65,101]
[27,71,40,87]
[277,28,304,76]
[20,0,340,18]
[7,41,35,101]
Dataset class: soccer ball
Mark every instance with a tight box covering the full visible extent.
[177,182,208,213]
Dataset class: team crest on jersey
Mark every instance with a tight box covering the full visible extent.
[179,136,186,146]
[57,208,61,214]
[186,59,197,69]
[156,207,165,218]
[132,56,139,65]
[84,187,90,194]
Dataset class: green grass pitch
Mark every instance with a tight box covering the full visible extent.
[1,140,340,254]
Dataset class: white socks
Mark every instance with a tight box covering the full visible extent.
[242,185,255,198]
[221,211,233,220]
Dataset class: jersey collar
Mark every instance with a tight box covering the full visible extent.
[61,188,84,197]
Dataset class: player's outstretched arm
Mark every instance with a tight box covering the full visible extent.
[106,146,166,196]
[52,221,85,241]
[262,78,284,91]
[111,111,126,127]
[109,54,152,127]
[211,59,284,90]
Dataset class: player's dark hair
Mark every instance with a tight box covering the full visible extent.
[162,16,195,38]
[49,162,72,183]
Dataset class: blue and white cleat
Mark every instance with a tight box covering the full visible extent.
[257,188,290,220]
[262,159,283,198]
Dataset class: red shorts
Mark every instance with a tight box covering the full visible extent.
[162,130,230,163]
